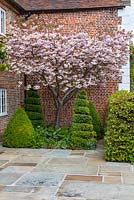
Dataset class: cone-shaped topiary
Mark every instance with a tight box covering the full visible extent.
[25,89,44,127]
[104,91,134,162]
[2,108,37,148]
[89,101,104,139]
[70,90,97,149]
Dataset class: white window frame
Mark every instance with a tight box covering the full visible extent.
[0,89,7,116]
[0,8,6,35]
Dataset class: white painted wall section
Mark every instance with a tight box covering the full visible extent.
[118,1,134,90]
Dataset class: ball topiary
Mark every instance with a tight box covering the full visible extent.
[104,91,134,162]
[25,89,44,127]
[89,101,104,139]
[70,90,97,149]
[2,108,37,148]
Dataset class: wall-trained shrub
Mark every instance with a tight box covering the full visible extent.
[89,101,103,139]
[130,44,134,92]
[104,91,134,162]
[25,89,44,127]
[70,90,97,149]
[2,108,37,148]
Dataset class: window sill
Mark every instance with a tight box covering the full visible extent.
[0,113,8,117]
[0,33,6,37]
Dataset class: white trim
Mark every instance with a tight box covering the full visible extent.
[0,89,7,117]
[0,7,6,35]
[118,5,134,91]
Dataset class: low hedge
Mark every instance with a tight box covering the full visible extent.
[104,91,134,162]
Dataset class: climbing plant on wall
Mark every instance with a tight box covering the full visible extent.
[130,43,134,92]
[0,36,9,71]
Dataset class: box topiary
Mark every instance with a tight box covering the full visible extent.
[89,101,104,139]
[25,89,44,127]
[104,91,134,162]
[70,90,97,149]
[2,108,37,148]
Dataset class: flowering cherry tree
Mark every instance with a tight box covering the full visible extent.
[7,16,132,128]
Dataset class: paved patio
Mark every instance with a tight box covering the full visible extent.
[0,141,133,200]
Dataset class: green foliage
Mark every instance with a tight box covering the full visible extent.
[35,126,73,149]
[129,155,134,165]
[104,91,134,162]
[25,89,44,127]
[2,108,42,148]
[130,44,134,92]
[0,37,9,71]
[70,90,97,150]
[89,101,104,139]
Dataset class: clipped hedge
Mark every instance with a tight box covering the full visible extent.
[2,108,37,148]
[104,91,134,162]
[25,89,44,127]
[70,90,97,149]
[89,101,103,139]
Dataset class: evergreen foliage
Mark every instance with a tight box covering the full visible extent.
[25,89,44,127]
[70,90,97,149]
[89,101,103,139]
[104,91,134,162]
[0,37,9,71]
[2,108,37,148]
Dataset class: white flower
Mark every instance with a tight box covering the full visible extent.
[26,84,32,90]
[34,85,40,90]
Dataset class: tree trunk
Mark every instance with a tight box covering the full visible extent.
[55,102,63,129]
[50,87,79,129]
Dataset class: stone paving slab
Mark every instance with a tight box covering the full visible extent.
[1,166,34,173]
[57,181,134,199]
[47,157,88,165]
[0,143,133,200]
[11,155,47,164]
[33,163,98,175]
[15,172,65,187]
[0,172,24,185]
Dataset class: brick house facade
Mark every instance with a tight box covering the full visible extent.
[0,0,131,134]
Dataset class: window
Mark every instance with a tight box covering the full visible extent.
[0,89,7,116]
[0,8,6,34]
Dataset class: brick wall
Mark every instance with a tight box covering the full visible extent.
[41,82,118,127]
[38,9,121,35]
[0,2,17,32]
[38,9,121,126]
[0,2,20,134]
[0,5,122,132]
[0,72,23,134]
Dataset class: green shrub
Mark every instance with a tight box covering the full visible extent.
[89,101,103,139]
[0,39,9,71]
[104,91,134,162]
[35,126,72,149]
[70,90,97,149]
[2,108,38,148]
[25,89,44,127]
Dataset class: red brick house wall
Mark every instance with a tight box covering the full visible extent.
[0,2,21,134]
[38,10,120,126]
[0,72,23,134]
[0,0,129,133]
